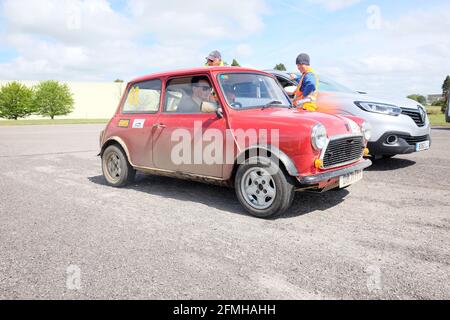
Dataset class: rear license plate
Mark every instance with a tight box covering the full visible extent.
[339,170,363,188]
[416,140,430,152]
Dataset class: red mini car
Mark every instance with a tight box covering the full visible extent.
[99,67,372,218]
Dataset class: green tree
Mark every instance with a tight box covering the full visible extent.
[231,59,241,67]
[407,94,427,105]
[274,63,287,71]
[114,79,124,83]
[441,75,450,113]
[0,82,35,120]
[34,81,74,120]
[432,98,445,107]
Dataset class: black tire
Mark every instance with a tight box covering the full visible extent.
[101,145,136,187]
[234,157,295,218]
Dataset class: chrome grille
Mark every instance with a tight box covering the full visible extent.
[401,108,426,127]
[322,136,364,169]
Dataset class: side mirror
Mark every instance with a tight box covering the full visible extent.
[201,101,223,118]
[284,85,297,97]
[216,107,224,119]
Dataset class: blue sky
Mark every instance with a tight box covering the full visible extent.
[0,0,449,97]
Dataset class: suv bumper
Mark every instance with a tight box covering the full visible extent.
[368,132,431,156]
[298,159,372,185]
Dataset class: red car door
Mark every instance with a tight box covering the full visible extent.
[152,76,226,178]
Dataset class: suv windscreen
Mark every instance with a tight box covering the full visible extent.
[287,72,355,93]
[319,77,355,93]
[218,73,291,109]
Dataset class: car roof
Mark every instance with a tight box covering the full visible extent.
[263,69,292,78]
[130,67,270,83]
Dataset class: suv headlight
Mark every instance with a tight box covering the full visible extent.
[311,124,327,150]
[355,101,401,116]
[361,121,372,141]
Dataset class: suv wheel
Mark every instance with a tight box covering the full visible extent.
[235,158,295,218]
[102,145,136,187]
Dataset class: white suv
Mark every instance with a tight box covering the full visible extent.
[268,70,432,159]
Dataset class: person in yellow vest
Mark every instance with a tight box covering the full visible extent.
[290,53,319,111]
[205,50,225,67]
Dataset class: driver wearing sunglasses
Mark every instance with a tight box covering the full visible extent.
[191,77,212,107]
[177,76,213,113]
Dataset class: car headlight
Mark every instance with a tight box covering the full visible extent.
[355,101,401,116]
[361,121,372,141]
[311,123,328,150]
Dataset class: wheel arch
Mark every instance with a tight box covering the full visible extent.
[100,137,132,164]
[231,144,299,181]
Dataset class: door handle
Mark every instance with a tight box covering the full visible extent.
[153,123,166,128]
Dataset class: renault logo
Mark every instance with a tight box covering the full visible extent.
[419,106,426,122]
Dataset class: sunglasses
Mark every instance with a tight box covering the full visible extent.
[194,85,211,91]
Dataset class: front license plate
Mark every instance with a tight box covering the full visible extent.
[339,170,363,188]
[416,140,430,152]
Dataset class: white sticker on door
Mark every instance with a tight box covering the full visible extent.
[132,119,145,129]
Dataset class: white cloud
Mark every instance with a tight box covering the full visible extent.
[2,0,135,45]
[0,0,268,80]
[235,44,253,58]
[127,0,267,43]
[307,0,360,11]
[318,4,450,97]
[357,56,416,73]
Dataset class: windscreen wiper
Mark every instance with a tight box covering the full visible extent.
[261,100,290,110]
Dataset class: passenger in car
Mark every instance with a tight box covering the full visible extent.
[177,76,212,113]
[222,84,236,103]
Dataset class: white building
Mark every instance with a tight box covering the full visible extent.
[0,80,126,119]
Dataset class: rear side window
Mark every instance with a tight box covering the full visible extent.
[122,79,162,113]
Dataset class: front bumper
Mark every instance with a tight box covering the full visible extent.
[368,131,431,156]
[298,159,372,185]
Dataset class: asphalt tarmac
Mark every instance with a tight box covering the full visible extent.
[0,124,449,299]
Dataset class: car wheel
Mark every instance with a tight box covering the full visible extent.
[235,158,295,218]
[102,145,136,187]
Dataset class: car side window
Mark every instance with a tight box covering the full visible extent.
[276,76,295,88]
[164,76,217,114]
[122,79,162,114]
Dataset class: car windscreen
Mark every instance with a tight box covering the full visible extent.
[218,73,292,109]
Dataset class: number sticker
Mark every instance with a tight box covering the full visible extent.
[132,119,145,129]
